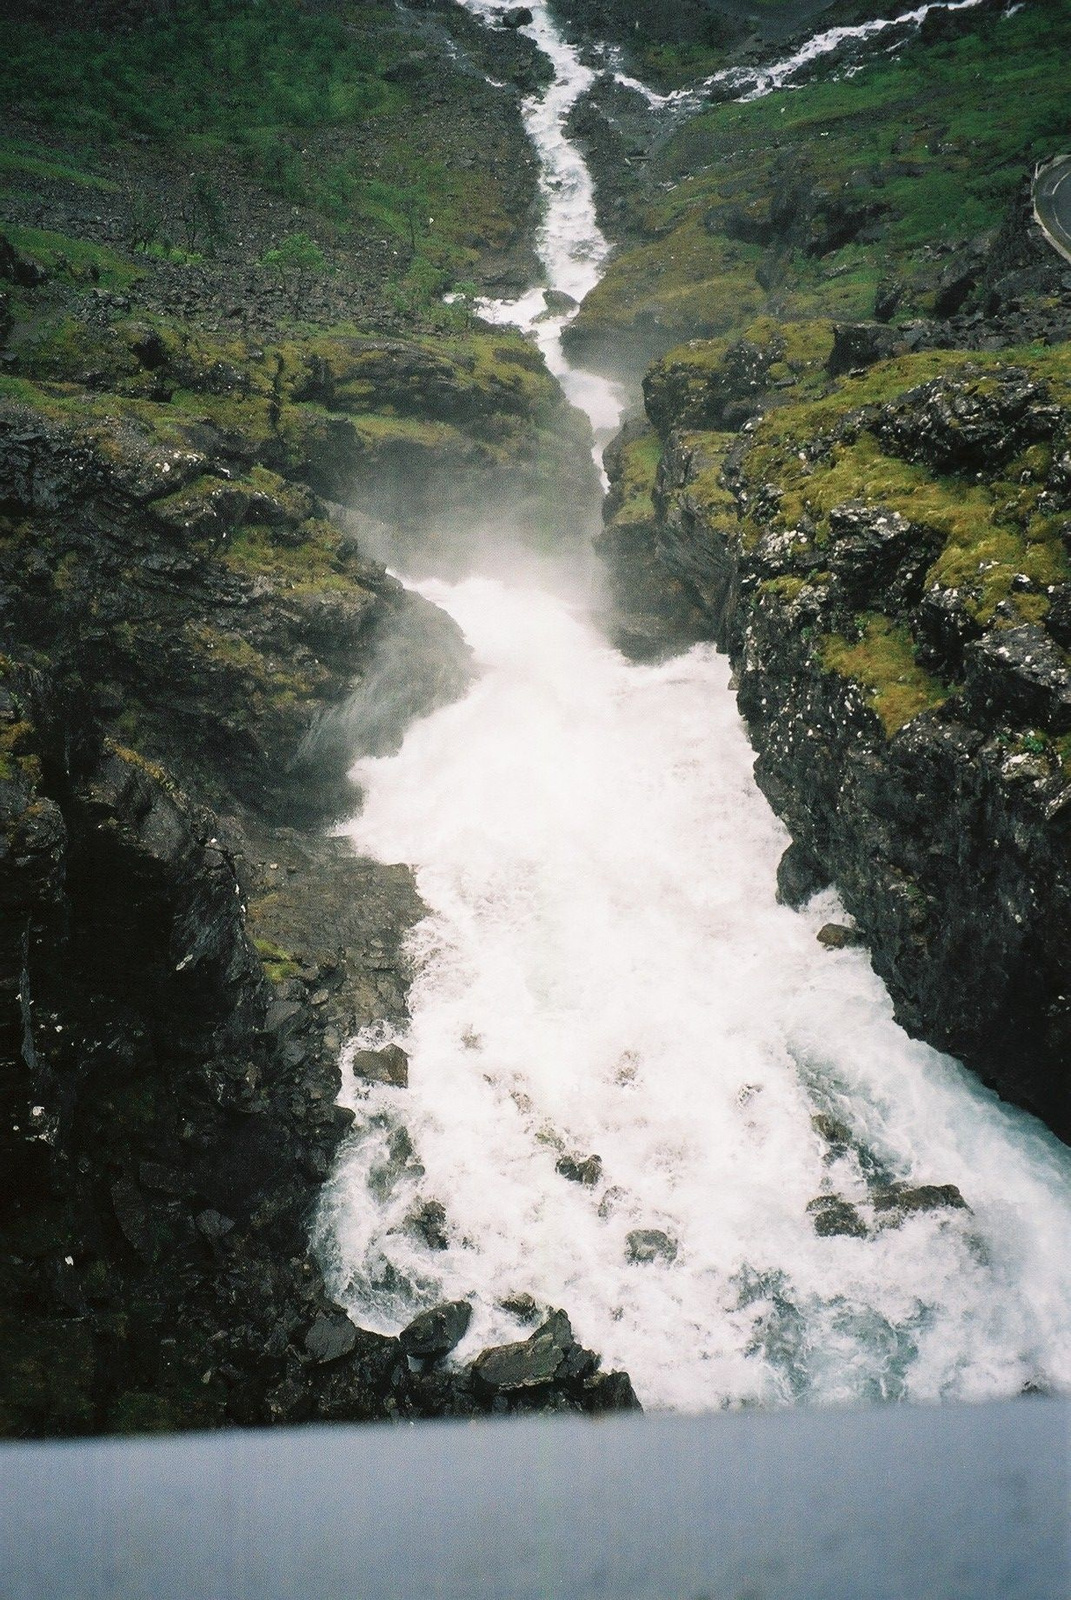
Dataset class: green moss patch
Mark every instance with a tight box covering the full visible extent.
[821,615,949,735]
[1,225,140,288]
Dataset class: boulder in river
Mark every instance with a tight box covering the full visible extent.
[555,1152,603,1185]
[806,1196,868,1239]
[498,1291,540,1323]
[473,1309,595,1394]
[399,1300,473,1361]
[407,1198,449,1250]
[872,1182,968,1224]
[544,288,578,315]
[351,1043,410,1087]
[776,840,829,908]
[625,1228,678,1264]
[817,923,866,951]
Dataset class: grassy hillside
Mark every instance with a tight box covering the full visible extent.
[0,0,543,323]
[567,0,1071,366]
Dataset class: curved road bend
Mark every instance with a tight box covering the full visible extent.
[1033,156,1071,265]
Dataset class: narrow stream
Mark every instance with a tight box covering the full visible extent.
[314,0,1071,1411]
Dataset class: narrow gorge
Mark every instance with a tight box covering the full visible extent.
[1,0,1070,1434]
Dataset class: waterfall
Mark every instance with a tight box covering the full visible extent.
[314,0,1071,1411]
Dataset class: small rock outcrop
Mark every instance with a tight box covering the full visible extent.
[625,1228,678,1264]
[470,1310,641,1413]
[399,1301,473,1362]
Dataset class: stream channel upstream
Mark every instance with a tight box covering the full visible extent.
[314,0,1071,1411]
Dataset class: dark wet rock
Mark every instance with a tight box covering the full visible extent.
[874,369,1063,475]
[811,1113,853,1152]
[544,288,578,315]
[807,1195,868,1239]
[776,840,829,908]
[399,1301,473,1361]
[625,1228,678,1264]
[407,1198,450,1250]
[644,335,777,435]
[555,1152,603,1185]
[931,236,990,318]
[468,1308,640,1416]
[871,1182,968,1220]
[0,232,48,288]
[873,279,905,323]
[962,625,1071,735]
[816,923,866,950]
[305,1313,359,1364]
[825,502,943,614]
[498,5,533,26]
[826,322,905,378]
[351,1043,410,1088]
[499,1291,540,1323]
[474,1315,576,1393]
[194,1208,235,1242]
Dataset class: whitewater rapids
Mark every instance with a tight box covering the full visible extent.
[315,578,1071,1410]
[314,0,1071,1411]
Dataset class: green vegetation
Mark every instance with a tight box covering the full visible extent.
[743,368,1071,632]
[0,1,390,145]
[0,1,536,312]
[606,430,661,528]
[0,224,140,288]
[262,234,329,274]
[820,615,949,735]
[0,141,116,192]
[571,0,1071,363]
[252,934,301,985]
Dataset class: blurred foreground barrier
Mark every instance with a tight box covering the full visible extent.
[1,1398,1068,1598]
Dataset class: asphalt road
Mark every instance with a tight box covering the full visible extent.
[1033,155,1071,265]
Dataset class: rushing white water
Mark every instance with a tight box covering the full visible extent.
[610,0,989,111]
[452,0,626,452]
[315,0,1071,1410]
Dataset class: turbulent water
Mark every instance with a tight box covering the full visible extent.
[315,0,1071,1411]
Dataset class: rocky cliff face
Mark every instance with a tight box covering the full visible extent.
[0,0,635,1431]
[602,317,1071,1141]
[0,275,634,1430]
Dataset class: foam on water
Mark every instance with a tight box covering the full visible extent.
[317,581,1071,1409]
[315,0,1071,1410]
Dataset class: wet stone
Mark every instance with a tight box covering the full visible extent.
[811,1113,853,1152]
[625,1228,678,1264]
[807,1195,868,1238]
[872,1182,968,1219]
[304,1312,358,1364]
[195,1208,234,1242]
[399,1300,472,1361]
[498,1291,540,1323]
[776,841,829,909]
[555,1152,603,1185]
[351,1043,409,1088]
[407,1198,449,1250]
[817,923,866,950]
[472,1309,575,1393]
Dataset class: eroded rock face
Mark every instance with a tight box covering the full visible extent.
[602,348,1071,1141]
[469,1310,641,1414]
[399,1301,473,1361]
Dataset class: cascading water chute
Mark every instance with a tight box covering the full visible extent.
[315,0,1071,1412]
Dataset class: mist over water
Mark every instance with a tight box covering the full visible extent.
[315,0,1071,1410]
